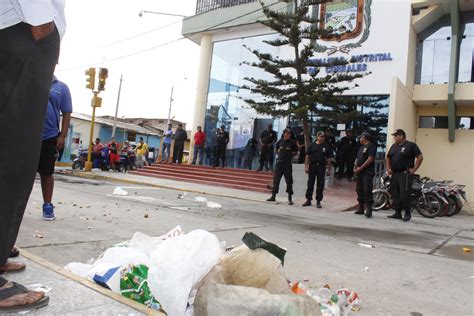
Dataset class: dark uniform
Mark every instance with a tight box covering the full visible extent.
[337,135,357,178]
[355,142,377,212]
[214,129,229,167]
[271,138,298,197]
[305,142,333,203]
[296,133,306,164]
[259,129,277,171]
[387,141,422,216]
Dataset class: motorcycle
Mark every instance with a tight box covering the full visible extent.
[72,147,108,170]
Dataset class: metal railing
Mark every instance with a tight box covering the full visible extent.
[196,0,258,14]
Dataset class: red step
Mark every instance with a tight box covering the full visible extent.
[130,170,271,193]
[145,163,273,179]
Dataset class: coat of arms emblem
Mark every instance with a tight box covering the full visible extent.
[314,0,372,55]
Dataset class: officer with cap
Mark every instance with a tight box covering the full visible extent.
[337,129,357,179]
[213,125,230,168]
[303,131,333,208]
[267,129,298,205]
[386,129,423,222]
[258,123,277,171]
[354,132,377,218]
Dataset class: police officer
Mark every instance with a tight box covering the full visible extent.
[337,129,357,179]
[213,125,229,168]
[386,129,423,222]
[354,132,377,218]
[303,131,333,208]
[258,124,277,171]
[267,129,298,205]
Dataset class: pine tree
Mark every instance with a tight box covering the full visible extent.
[242,0,369,147]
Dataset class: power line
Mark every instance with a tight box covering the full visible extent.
[57,2,283,72]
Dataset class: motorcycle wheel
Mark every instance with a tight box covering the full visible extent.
[118,165,127,173]
[448,195,463,216]
[415,194,443,218]
[72,161,82,170]
[372,190,389,211]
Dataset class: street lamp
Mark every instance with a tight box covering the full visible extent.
[138,10,186,18]
[168,77,188,124]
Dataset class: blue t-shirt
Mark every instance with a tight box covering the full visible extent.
[43,78,73,140]
[163,129,173,144]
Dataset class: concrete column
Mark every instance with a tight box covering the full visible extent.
[189,33,213,164]
[448,0,461,142]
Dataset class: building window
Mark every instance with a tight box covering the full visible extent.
[418,116,474,129]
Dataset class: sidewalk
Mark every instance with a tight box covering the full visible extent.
[3,249,158,315]
[58,165,358,212]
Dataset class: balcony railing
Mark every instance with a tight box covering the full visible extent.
[196,0,258,14]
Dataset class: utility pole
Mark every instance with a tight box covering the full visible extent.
[112,74,123,138]
[168,85,174,125]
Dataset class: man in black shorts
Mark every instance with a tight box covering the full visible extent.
[38,77,72,221]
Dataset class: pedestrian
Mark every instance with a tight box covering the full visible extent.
[107,138,120,171]
[325,127,337,156]
[213,125,229,168]
[161,123,173,163]
[386,129,423,222]
[353,132,377,218]
[172,123,187,164]
[337,129,357,180]
[122,141,136,168]
[192,126,206,165]
[135,137,149,168]
[0,1,65,312]
[242,138,258,170]
[258,123,277,171]
[296,128,307,164]
[303,131,333,208]
[37,77,72,221]
[266,129,298,205]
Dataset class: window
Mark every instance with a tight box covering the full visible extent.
[418,116,474,129]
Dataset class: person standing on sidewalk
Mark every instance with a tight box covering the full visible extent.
[213,125,229,168]
[303,132,333,208]
[192,126,206,165]
[0,1,65,312]
[161,123,173,163]
[266,129,298,205]
[353,132,377,218]
[386,129,423,222]
[172,123,187,164]
[135,137,149,168]
[242,138,258,170]
[337,129,357,179]
[258,124,277,171]
[38,77,72,221]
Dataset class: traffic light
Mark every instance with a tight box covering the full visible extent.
[85,68,96,90]
[98,68,108,91]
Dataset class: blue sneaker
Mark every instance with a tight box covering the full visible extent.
[42,203,56,221]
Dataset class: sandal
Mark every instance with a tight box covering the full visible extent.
[9,247,19,258]
[0,281,49,313]
[0,262,26,274]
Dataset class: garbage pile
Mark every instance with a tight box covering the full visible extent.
[65,227,360,316]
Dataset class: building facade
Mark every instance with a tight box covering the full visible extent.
[182,0,474,210]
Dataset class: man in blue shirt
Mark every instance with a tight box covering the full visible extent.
[37,77,72,221]
[161,123,173,163]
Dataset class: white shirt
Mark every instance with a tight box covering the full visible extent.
[0,0,66,39]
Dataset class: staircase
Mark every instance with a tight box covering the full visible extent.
[129,163,273,193]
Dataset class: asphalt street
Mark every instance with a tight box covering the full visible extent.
[15,174,474,315]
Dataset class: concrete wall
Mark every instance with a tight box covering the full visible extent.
[69,117,100,147]
[387,77,418,148]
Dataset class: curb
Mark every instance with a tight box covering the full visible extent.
[19,248,163,316]
[58,170,270,204]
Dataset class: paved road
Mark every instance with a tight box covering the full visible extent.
[16,174,474,315]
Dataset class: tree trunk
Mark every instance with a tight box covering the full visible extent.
[302,115,311,149]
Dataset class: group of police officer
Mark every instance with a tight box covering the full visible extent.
[266,127,423,222]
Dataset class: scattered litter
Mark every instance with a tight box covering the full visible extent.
[291,282,306,295]
[307,287,360,316]
[87,226,92,230]
[113,187,128,196]
[33,231,44,238]
[303,278,309,282]
[358,243,375,248]
[144,214,149,218]
[177,193,187,199]
[194,196,208,203]
[27,284,52,294]
[352,306,361,312]
[463,247,471,253]
[468,276,474,279]
[364,266,369,272]
[206,202,222,208]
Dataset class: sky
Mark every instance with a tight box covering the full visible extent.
[55,0,200,126]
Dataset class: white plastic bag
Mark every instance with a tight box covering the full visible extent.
[148,230,222,316]
[113,187,128,196]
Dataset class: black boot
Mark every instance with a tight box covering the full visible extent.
[403,209,412,222]
[302,200,311,207]
[288,194,293,206]
[266,194,276,202]
[354,203,364,215]
[316,201,322,208]
[388,209,402,219]
[365,202,373,218]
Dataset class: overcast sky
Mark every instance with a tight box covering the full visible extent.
[56,0,200,126]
